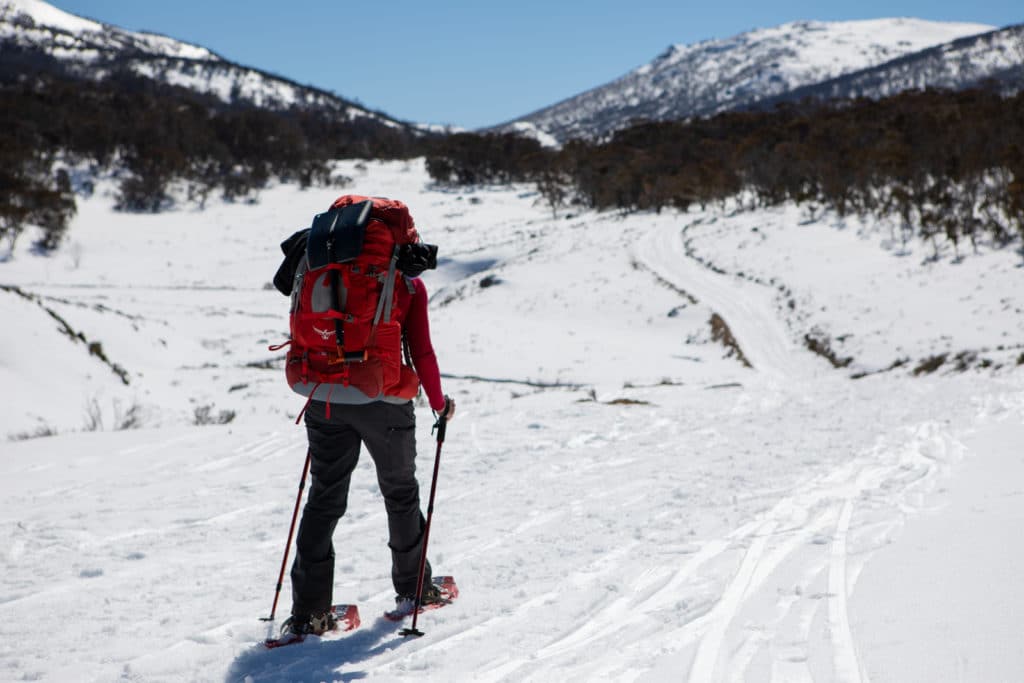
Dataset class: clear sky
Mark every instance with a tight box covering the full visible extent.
[53,0,1021,130]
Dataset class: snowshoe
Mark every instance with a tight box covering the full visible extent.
[384,576,458,621]
[264,604,360,649]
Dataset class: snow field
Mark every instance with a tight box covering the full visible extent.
[677,206,1024,375]
[1,159,1021,681]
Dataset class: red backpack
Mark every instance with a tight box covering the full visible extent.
[281,195,422,407]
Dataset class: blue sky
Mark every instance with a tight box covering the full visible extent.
[55,1,1021,129]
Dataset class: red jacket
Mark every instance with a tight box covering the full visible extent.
[402,278,445,412]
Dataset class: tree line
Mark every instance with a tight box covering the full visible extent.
[4,64,1021,258]
[0,49,429,251]
[426,87,1024,256]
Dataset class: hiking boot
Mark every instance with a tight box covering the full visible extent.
[280,610,337,638]
[394,583,445,613]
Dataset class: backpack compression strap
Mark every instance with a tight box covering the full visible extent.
[374,248,401,325]
[364,248,401,353]
[307,200,373,360]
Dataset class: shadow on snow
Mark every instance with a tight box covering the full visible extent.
[225,616,412,682]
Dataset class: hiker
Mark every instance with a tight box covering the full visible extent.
[271,195,455,638]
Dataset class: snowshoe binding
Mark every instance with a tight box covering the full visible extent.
[384,576,458,621]
[264,605,360,649]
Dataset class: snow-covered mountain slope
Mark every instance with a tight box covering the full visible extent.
[0,0,402,124]
[1,0,213,59]
[497,18,994,143]
[1,163,1022,681]
[763,22,1024,105]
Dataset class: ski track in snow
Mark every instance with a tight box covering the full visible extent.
[1,162,1019,682]
[634,219,814,382]
[424,222,977,683]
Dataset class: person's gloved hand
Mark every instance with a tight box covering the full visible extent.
[438,395,455,422]
[432,395,455,437]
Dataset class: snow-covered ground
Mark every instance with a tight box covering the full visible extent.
[1,160,1022,681]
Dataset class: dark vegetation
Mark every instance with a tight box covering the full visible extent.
[708,313,752,368]
[426,87,1024,255]
[0,48,429,251]
[803,331,854,369]
[4,50,1022,262]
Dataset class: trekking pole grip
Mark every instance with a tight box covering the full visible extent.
[432,395,452,443]
[436,415,447,443]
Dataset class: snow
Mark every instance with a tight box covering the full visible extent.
[128,30,214,62]
[1,160,1022,681]
[852,411,1024,682]
[0,0,214,60]
[672,206,1024,374]
[0,0,102,34]
[657,18,995,92]
[504,121,561,149]
[663,18,993,72]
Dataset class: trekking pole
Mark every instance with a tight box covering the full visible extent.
[400,403,450,637]
[260,449,311,622]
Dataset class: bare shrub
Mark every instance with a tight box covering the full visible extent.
[8,423,58,441]
[709,313,752,368]
[913,354,948,375]
[194,404,236,426]
[113,399,143,430]
[83,396,104,432]
[803,330,854,368]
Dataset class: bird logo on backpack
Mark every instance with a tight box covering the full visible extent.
[312,326,335,342]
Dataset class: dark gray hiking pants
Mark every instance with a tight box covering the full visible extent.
[290,399,431,617]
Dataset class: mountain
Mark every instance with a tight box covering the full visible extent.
[760,23,1024,107]
[0,0,408,128]
[496,18,995,143]
[0,0,434,231]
